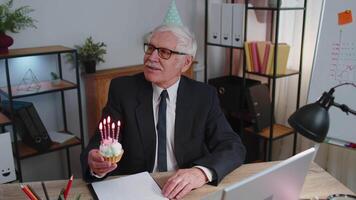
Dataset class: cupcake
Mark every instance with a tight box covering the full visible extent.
[100,138,124,164]
[98,116,123,164]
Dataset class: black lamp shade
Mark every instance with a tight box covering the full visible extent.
[288,103,330,143]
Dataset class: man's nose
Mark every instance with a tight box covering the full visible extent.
[148,49,160,60]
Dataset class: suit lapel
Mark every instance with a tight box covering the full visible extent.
[135,79,156,172]
[174,77,194,166]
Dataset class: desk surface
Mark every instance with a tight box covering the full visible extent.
[1,162,354,200]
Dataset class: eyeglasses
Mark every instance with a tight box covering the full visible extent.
[143,43,188,60]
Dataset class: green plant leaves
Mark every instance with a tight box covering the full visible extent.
[0,0,37,33]
[75,36,107,64]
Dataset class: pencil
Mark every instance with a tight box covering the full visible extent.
[63,175,74,199]
[20,184,38,200]
[27,184,41,200]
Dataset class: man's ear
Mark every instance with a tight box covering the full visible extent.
[181,55,193,73]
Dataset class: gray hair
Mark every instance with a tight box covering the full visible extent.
[145,25,197,58]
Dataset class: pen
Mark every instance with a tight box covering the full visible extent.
[20,184,38,200]
[41,182,50,200]
[63,175,73,200]
[27,184,41,200]
[345,143,356,148]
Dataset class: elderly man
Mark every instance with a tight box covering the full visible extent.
[81,24,246,199]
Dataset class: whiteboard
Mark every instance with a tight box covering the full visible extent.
[308,0,356,144]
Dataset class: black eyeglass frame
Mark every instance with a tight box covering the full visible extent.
[143,43,188,60]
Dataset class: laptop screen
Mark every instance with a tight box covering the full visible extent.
[202,148,316,200]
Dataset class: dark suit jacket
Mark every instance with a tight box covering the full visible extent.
[81,73,246,185]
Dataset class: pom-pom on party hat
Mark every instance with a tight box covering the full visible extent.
[163,0,183,26]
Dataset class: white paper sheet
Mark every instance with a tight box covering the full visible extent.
[91,172,168,200]
[48,131,75,143]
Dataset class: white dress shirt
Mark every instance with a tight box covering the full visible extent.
[152,79,213,182]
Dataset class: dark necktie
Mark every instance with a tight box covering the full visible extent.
[157,90,168,172]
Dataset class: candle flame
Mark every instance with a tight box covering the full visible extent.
[103,118,106,124]
[99,122,102,130]
[117,120,121,127]
[112,123,115,128]
[108,116,111,123]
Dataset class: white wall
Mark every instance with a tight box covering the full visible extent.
[0,0,207,181]
[9,0,205,68]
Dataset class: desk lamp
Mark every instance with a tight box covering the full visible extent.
[288,82,356,200]
[288,82,356,143]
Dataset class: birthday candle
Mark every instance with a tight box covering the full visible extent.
[111,123,115,142]
[107,116,111,138]
[103,118,107,139]
[99,122,104,142]
[116,120,121,140]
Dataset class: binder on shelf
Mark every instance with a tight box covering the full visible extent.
[244,42,253,72]
[208,3,221,44]
[221,3,233,46]
[250,42,260,73]
[27,105,50,141]
[2,101,52,152]
[267,43,290,75]
[246,84,273,132]
[208,76,261,114]
[257,42,271,74]
[232,3,245,47]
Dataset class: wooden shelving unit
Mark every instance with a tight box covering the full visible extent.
[0,80,77,98]
[0,112,11,126]
[204,0,307,161]
[0,45,84,182]
[241,0,307,161]
[0,46,74,59]
[245,69,300,78]
[244,124,294,140]
[17,136,81,159]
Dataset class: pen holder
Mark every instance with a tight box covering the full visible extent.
[57,188,82,200]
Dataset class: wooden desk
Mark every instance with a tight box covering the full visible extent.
[1,162,354,200]
[0,181,47,200]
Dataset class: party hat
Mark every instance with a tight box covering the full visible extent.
[163,0,183,26]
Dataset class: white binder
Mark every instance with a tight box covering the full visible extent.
[221,3,233,46]
[208,3,221,44]
[232,4,245,47]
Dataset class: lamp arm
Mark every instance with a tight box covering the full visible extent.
[332,101,356,116]
[327,82,356,115]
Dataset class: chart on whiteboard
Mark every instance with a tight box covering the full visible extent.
[330,29,356,84]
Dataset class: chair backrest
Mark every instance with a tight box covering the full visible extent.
[84,63,195,139]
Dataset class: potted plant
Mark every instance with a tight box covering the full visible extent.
[50,72,60,85]
[0,0,37,53]
[75,37,107,74]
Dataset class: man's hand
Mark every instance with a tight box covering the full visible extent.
[162,168,208,199]
[88,149,117,177]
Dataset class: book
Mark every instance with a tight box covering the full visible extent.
[250,42,260,73]
[257,41,271,74]
[266,43,290,75]
[48,131,75,143]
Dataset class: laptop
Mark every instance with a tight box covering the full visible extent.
[202,147,316,200]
